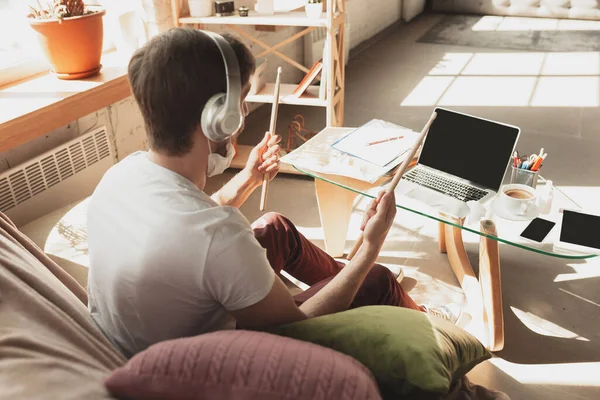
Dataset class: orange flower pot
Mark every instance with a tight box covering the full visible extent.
[28,7,106,80]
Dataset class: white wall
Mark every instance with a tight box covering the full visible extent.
[347,0,403,49]
[0,97,147,173]
[0,0,403,173]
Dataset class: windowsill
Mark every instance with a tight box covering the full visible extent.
[0,51,131,151]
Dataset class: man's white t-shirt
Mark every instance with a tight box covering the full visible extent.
[87,152,275,357]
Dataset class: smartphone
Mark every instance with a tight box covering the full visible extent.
[520,218,556,243]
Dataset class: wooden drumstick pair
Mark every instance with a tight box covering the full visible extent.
[259,67,282,211]
[346,112,438,260]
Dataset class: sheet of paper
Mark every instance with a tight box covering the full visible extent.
[280,123,417,183]
[331,120,419,167]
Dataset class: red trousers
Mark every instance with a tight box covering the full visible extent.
[252,213,424,311]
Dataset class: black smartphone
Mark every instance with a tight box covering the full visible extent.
[520,218,556,243]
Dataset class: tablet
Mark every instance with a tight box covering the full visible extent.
[554,210,600,255]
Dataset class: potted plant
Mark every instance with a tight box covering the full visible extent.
[28,0,106,80]
[305,0,323,19]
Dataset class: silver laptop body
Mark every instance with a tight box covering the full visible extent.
[396,108,521,219]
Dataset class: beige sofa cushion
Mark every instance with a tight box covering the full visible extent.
[0,212,126,400]
[432,0,600,20]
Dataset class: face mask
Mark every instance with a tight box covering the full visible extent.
[207,140,235,177]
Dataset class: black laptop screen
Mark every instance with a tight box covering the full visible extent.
[418,108,520,191]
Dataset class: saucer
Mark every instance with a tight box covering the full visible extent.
[491,197,539,221]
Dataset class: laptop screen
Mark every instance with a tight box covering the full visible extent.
[418,108,520,191]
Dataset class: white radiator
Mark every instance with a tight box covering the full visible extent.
[0,126,115,227]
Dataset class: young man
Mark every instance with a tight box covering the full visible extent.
[87,28,459,358]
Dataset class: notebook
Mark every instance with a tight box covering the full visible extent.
[293,60,323,97]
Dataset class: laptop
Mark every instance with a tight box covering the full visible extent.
[396,107,521,219]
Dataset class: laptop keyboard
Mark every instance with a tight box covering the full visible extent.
[403,168,488,202]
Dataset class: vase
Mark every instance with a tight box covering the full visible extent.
[28,7,106,80]
[305,2,323,19]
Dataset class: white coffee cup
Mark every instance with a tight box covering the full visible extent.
[499,184,536,216]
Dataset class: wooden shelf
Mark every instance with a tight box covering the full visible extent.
[180,11,333,27]
[0,51,131,151]
[247,83,325,106]
[172,0,345,131]
[231,144,302,175]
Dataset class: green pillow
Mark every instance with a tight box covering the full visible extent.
[269,306,490,399]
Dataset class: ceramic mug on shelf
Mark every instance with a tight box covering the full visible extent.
[498,184,537,216]
[188,0,213,17]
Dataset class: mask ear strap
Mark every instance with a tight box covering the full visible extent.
[206,136,213,155]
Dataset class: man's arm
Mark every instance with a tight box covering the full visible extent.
[231,243,380,329]
[211,133,281,208]
[211,169,260,208]
[231,191,396,329]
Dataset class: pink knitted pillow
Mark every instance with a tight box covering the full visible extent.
[105,330,381,400]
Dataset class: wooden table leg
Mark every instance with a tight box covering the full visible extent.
[439,219,504,352]
[314,179,357,258]
[479,220,504,352]
[442,221,484,315]
[438,221,447,253]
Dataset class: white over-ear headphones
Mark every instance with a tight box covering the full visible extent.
[200,31,243,143]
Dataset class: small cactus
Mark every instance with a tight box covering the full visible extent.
[29,0,90,20]
[55,0,86,17]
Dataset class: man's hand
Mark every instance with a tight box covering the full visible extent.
[361,191,397,249]
[243,132,281,187]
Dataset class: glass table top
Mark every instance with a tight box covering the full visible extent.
[295,165,596,259]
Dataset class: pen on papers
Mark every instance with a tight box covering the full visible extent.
[367,136,404,146]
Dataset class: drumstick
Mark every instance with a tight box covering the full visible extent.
[259,67,283,211]
[346,112,438,260]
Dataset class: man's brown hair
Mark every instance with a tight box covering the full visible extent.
[128,28,255,156]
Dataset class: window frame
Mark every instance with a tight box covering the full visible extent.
[0,0,139,87]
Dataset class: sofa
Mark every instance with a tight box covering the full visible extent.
[0,210,381,400]
[430,0,600,20]
[1,207,508,400]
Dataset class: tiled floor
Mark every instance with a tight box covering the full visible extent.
[208,13,600,400]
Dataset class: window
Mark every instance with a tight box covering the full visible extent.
[0,0,139,86]
[0,0,48,85]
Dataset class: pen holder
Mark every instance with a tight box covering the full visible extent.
[511,166,539,188]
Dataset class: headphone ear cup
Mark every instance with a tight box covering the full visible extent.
[201,93,228,142]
